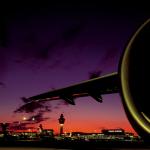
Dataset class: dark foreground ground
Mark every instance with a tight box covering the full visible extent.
[0,139,150,150]
[0,148,150,150]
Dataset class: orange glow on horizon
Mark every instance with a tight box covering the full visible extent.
[41,119,137,135]
[0,113,137,136]
[0,115,137,136]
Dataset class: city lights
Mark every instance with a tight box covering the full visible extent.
[22,117,27,121]
[32,117,35,121]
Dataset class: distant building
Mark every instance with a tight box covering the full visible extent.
[101,128,125,135]
[41,129,54,137]
[62,128,138,141]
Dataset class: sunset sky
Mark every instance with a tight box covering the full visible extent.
[0,2,149,134]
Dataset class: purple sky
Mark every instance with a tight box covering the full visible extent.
[0,2,149,133]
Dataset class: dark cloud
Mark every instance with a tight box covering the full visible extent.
[100,46,120,65]
[102,46,119,61]
[14,59,23,64]
[14,97,53,114]
[26,112,49,123]
[54,106,59,109]
[0,82,6,88]
[36,48,50,60]
[21,97,32,103]
[57,100,69,106]
[88,70,102,79]
[14,101,45,113]
[97,46,120,70]
[13,39,58,71]
[34,23,84,62]
[52,100,69,110]
[13,21,84,65]
[44,105,52,112]
[14,97,69,114]
[42,40,59,54]
[48,59,62,69]
[10,112,49,130]
[62,24,83,42]
[34,39,59,61]
[14,95,70,121]
[5,15,86,74]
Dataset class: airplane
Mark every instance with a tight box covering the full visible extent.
[22,19,150,141]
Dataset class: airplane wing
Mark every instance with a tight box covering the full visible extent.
[26,72,119,105]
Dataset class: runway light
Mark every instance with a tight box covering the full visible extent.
[60,124,64,126]
[22,117,27,121]
[32,117,35,121]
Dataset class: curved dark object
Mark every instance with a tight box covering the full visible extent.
[119,19,150,140]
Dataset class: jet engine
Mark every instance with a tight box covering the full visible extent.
[120,19,150,140]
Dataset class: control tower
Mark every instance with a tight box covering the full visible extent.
[58,114,65,135]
